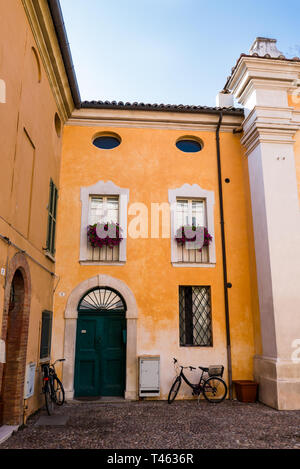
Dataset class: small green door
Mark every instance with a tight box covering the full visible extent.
[74,287,126,397]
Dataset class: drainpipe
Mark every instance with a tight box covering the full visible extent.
[216,112,233,399]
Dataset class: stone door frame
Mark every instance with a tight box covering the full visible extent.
[63,274,138,400]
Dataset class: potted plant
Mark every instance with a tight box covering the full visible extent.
[87,222,123,249]
[175,225,212,251]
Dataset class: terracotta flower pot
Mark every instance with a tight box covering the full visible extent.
[233,380,258,403]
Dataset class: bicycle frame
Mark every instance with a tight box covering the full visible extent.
[42,359,65,397]
[177,366,206,394]
[169,358,227,404]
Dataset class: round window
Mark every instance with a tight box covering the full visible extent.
[93,133,121,150]
[176,137,203,153]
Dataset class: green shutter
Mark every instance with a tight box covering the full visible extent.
[46,179,58,256]
[40,310,53,359]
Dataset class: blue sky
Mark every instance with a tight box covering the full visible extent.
[60,0,300,106]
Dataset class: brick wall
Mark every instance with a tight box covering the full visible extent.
[0,252,31,425]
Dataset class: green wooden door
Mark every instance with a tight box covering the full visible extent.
[74,316,101,397]
[74,287,127,398]
[100,313,126,396]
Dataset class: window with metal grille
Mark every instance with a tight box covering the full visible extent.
[179,286,212,346]
[87,195,120,261]
[40,310,52,360]
[176,198,209,263]
[46,179,58,256]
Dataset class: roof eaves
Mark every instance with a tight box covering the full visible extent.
[47,0,81,108]
[81,100,244,116]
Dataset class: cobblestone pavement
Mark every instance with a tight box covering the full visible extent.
[1,399,300,449]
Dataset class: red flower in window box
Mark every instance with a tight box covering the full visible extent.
[87,222,123,249]
[175,225,212,252]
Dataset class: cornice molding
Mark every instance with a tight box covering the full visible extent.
[226,55,300,154]
[241,125,299,155]
[241,107,300,155]
[67,108,244,132]
[22,0,74,121]
[228,56,300,102]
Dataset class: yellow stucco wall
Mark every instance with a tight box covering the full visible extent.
[54,122,259,398]
[0,0,63,421]
[0,1,263,416]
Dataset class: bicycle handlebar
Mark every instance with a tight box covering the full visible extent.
[53,358,66,365]
[173,358,196,371]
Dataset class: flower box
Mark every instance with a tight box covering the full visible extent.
[175,225,212,252]
[87,222,123,249]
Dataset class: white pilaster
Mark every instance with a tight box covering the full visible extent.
[228,51,300,409]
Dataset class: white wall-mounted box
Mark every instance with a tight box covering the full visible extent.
[24,362,36,399]
[0,339,5,363]
[139,356,160,397]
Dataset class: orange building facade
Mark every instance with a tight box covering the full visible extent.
[0,1,300,428]
[0,0,78,425]
[54,107,259,405]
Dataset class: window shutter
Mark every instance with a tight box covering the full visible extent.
[40,310,53,359]
[46,179,58,256]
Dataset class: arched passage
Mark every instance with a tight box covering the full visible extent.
[63,275,138,400]
[0,253,31,425]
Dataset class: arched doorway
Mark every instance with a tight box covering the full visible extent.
[0,268,27,424]
[74,287,127,398]
[63,274,138,401]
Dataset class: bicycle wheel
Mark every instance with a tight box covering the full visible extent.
[53,377,65,406]
[44,382,54,415]
[202,377,227,403]
[168,377,181,404]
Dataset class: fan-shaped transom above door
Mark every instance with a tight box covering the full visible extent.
[78,287,127,313]
[75,286,127,398]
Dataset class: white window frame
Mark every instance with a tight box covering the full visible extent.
[89,195,119,226]
[168,183,216,267]
[80,181,129,264]
[176,198,206,250]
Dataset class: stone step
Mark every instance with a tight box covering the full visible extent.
[0,425,19,445]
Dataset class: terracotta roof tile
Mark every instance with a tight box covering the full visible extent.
[81,100,244,115]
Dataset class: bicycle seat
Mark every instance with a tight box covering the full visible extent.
[199,366,209,372]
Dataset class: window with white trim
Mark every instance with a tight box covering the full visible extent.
[175,198,209,263]
[80,180,129,265]
[87,195,120,262]
[168,183,216,267]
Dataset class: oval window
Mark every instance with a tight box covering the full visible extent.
[176,138,203,153]
[93,134,121,150]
